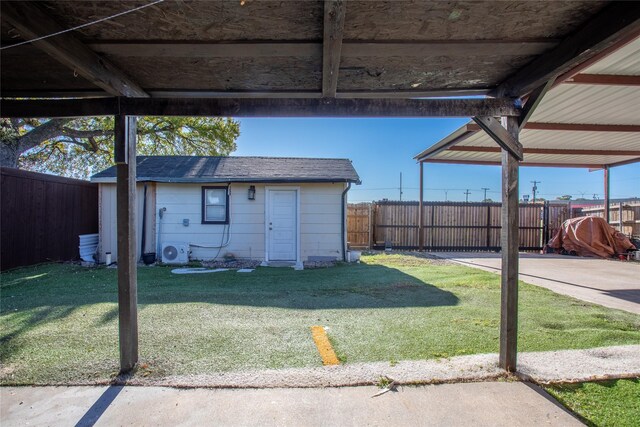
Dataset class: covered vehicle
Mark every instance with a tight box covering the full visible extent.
[548,216,636,258]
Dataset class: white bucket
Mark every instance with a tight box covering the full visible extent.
[347,250,361,262]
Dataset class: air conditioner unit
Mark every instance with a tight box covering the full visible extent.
[161,242,189,264]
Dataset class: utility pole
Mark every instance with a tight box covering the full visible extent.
[531,180,541,203]
[399,172,403,201]
[444,190,448,201]
[464,189,471,202]
[481,187,490,202]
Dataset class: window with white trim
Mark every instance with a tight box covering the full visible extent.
[202,186,229,224]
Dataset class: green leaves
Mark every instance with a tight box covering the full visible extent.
[2,116,240,179]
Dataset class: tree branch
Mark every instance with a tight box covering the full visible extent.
[17,118,71,154]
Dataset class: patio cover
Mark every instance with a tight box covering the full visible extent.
[414,37,640,169]
[2,0,640,375]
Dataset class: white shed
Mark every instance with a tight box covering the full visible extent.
[91,156,360,268]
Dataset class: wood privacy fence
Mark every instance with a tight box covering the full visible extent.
[580,202,640,237]
[1,168,98,271]
[347,201,571,252]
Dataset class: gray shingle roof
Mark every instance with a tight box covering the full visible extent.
[91,156,361,184]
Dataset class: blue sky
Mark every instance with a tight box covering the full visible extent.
[233,118,639,203]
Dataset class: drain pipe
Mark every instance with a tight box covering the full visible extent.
[140,183,147,261]
[341,182,351,262]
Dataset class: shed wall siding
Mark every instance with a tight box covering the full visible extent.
[99,182,346,263]
[98,183,156,263]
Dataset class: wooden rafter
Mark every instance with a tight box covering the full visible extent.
[86,40,556,58]
[322,0,347,97]
[493,2,640,97]
[1,2,148,97]
[472,116,524,160]
[0,97,520,119]
[0,88,490,100]
[518,79,555,130]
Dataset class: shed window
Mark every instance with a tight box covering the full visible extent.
[202,187,229,224]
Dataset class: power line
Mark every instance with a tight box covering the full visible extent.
[1,0,165,51]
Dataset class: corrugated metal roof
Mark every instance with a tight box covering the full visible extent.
[583,37,640,75]
[415,36,640,169]
[529,85,640,125]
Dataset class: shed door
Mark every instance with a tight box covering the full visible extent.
[267,190,297,261]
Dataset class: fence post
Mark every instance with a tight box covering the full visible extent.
[619,202,624,231]
[485,203,491,249]
[542,201,549,248]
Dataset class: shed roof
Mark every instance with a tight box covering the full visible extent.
[414,36,640,169]
[90,156,361,184]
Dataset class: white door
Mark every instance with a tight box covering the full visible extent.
[267,190,297,261]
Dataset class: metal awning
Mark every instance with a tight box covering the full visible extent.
[415,36,640,169]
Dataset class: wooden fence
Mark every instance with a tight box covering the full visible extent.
[1,168,98,271]
[580,202,640,237]
[347,201,570,251]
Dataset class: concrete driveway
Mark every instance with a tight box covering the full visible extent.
[433,252,640,314]
[1,382,581,427]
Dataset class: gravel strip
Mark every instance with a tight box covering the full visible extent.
[117,345,640,388]
[517,345,640,383]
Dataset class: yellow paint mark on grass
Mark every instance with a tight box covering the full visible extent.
[310,326,340,366]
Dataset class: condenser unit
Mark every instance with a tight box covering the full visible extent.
[161,242,189,264]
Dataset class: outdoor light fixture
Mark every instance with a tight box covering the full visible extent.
[248,185,256,200]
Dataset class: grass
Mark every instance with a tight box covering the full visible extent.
[1,253,639,384]
[545,379,640,426]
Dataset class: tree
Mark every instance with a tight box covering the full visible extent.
[1,116,240,179]
[556,195,572,200]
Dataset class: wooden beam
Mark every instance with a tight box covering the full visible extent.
[87,40,557,58]
[447,146,640,156]
[472,116,524,160]
[323,0,347,97]
[1,2,148,97]
[115,115,139,373]
[493,2,640,97]
[565,74,640,86]
[418,162,424,251]
[518,79,555,130]
[499,116,520,372]
[0,88,491,100]
[0,97,520,119]
[468,122,640,133]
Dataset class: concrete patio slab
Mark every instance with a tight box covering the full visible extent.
[432,252,640,314]
[1,382,581,427]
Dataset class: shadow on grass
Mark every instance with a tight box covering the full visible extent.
[0,263,458,360]
[141,263,459,310]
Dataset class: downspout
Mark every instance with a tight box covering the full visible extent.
[341,182,352,262]
[140,183,147,261]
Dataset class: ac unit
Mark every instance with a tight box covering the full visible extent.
[161,242,189,264]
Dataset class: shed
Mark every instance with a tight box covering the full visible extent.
[91,156,361,268]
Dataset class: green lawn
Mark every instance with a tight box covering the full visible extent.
[545,379,640,426]
[1,253,639,384]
